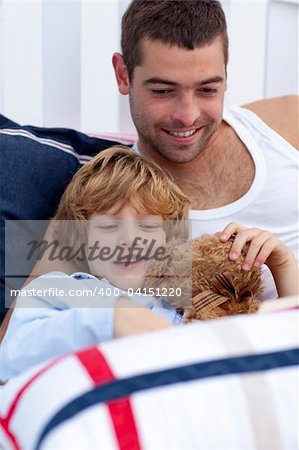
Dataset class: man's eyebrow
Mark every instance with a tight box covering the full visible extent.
[143,76,224,86]
[143,78,177,86]
[198,76,224,85]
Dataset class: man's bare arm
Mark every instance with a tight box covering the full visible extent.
[243,95,299,150]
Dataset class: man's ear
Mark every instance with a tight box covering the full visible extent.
[224,51,229,83]
[112,52,129,95]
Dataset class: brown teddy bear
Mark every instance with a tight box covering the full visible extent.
[144,234,263,321]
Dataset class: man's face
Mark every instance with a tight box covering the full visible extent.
[119,37,227,164]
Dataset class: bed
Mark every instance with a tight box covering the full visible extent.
[0,304,298,449]
[0,116,298,449]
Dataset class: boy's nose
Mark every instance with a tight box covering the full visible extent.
[118,223,138,247]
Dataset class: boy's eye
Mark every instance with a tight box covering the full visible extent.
[139,222,162,230]
[96,223,118,230]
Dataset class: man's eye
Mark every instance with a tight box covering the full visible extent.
[200,88,218,95]
[151,89,172,96]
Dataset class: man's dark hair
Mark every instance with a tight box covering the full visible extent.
[121,0,228,81]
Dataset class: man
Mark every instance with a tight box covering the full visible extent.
[113,0,298,212]
[112,0,298,299]
[0,0,298,337]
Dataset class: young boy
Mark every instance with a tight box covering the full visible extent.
[0,146,297,381]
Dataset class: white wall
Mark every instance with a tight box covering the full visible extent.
[223,0,268,105]
[81,0,119,133]
[0,0,298,134]
[42,1,81,130]
[265,0,299,97]
[0,0,126,133]
[1,0,44,125]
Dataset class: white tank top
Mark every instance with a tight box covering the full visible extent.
[190,106,299,300]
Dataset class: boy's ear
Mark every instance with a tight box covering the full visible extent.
[112,53,129,95]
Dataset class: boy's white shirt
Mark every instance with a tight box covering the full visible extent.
[0,272,180,381]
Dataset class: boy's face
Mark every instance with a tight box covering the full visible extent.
[87,202,166,291]
[114,36,227,163]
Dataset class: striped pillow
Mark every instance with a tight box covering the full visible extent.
[0,308,297,449]
[0,114,134,324]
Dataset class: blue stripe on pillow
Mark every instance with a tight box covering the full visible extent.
[35,347,299,449]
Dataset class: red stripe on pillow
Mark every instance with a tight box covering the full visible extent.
[0,357,64,449]
[76,346,141,450]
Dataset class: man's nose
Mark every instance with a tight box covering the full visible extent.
[172,94,200,127]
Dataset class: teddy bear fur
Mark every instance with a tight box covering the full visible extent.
[144,234,263,321]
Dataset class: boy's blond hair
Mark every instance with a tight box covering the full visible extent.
[53,146,190,270]
[54,146,190,221]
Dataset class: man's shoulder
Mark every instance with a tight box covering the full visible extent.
[241,95,299,149]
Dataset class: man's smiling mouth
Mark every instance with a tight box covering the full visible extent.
[168,129,197,138]
[162,127,204,140]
